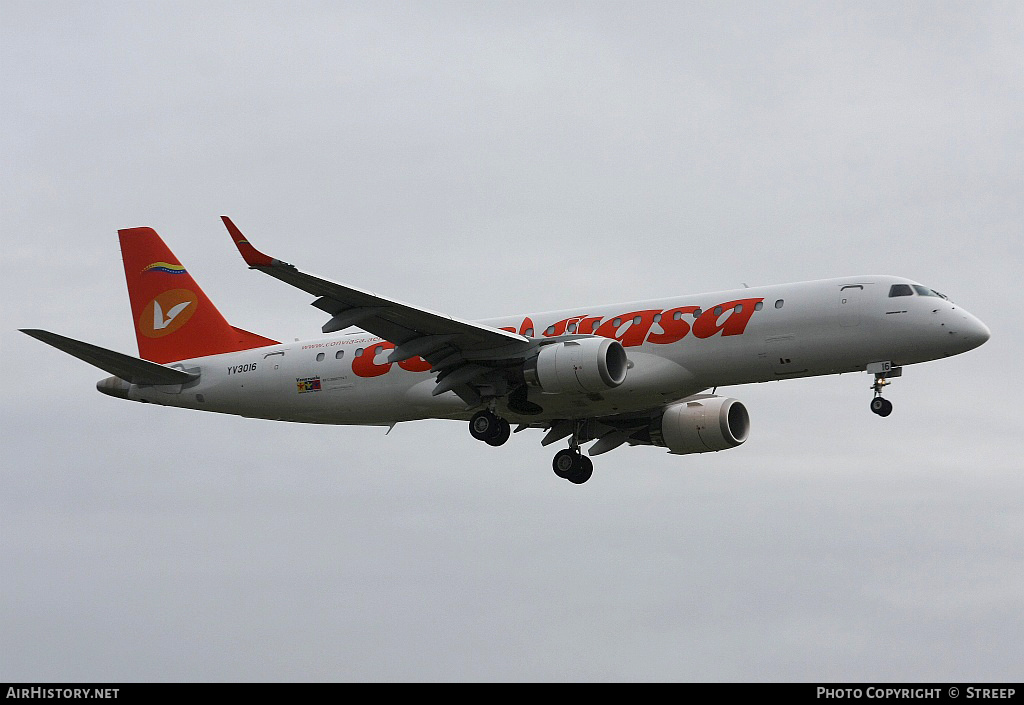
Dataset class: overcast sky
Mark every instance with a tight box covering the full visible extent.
[2,0,1022,682]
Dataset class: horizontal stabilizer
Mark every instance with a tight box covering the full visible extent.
[20,329,198,386]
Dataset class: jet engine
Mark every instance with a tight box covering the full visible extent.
[651,396,749,454]
[523,337,628,394]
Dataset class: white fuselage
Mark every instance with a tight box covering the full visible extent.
[108,275,990,425]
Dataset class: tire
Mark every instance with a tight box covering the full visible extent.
[567,455,593,484]
[485,419,511,447]
[470,411,498,441]
[877,399,893,417]
[552,449,577,478]
[870,398,886,415]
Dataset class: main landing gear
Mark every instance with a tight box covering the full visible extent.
[469,410,511,446]
[552,448,593,485]
[468,410,595,484]
[549,419,594,484]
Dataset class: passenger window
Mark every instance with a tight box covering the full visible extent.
[889,284,914,297]
[355,348,363,357]
[316,353,325,362]
[693,309,702,318]
[774,299,784,309]
[755,302,763,311]
[335,350,344,360]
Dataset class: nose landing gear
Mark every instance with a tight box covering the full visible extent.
[870,395,893,417]
[868,363,901,417]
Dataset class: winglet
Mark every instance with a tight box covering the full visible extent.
[221,216,276,267]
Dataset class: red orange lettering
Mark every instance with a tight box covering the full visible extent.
[353,298,762,377]
[647,306,700,344]
[503,317,537,336]
[594,310,662,347]
[352,342,393,377]
[397,356,432,372]
[577,316,603,334]
[542,315,588,337]
[350,340,432,375]
[692,298,763,338]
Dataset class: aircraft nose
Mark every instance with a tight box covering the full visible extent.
[963,313,991,349]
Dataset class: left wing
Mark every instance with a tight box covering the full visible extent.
[222,217,536,405]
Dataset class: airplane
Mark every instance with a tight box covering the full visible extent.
[21,217,991,484]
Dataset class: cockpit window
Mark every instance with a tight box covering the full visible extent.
[910,285,950,300]
[889,284,914,297]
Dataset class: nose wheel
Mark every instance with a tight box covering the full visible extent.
[870,396,893,417]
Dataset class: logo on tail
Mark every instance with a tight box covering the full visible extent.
[139,289,198,338]
[142,261,188,275]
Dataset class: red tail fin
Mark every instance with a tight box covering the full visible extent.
[118,227,279,363]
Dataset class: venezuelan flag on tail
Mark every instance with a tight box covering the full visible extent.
[118,227,278,363]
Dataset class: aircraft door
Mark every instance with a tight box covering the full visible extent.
[837,285,864,328]
[237,349,291,415]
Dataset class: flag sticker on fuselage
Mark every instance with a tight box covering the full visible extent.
[296,376,322,393]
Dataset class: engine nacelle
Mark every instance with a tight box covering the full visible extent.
[523,337,628,394]
[653,396,750,454]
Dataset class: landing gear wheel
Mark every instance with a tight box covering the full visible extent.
[485,419,511,447]
[469,410,500,441]
[552,449,577,479]
[552,449,594,484]
[567,455,593,485]
[870,397,893,417]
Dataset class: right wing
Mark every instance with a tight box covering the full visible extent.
[222,217,538,406]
